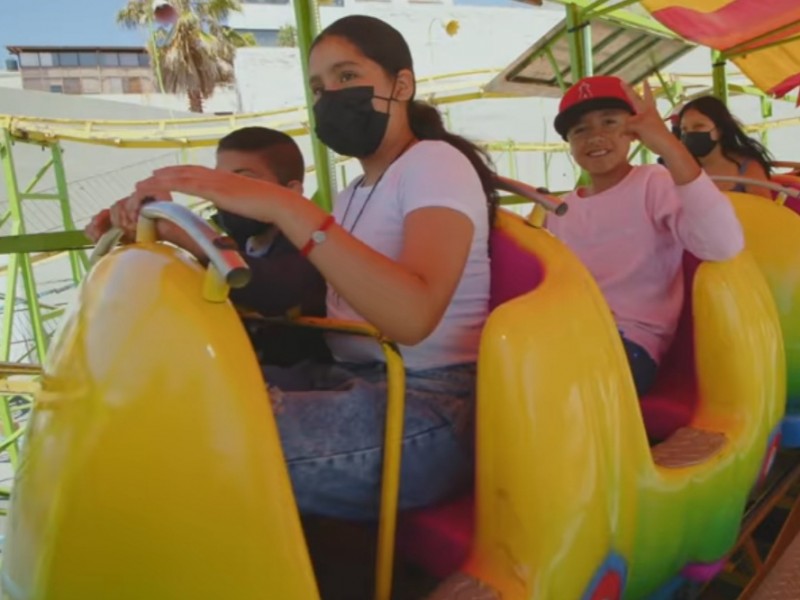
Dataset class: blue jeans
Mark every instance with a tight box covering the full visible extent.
[262,360,476,521]
[621,335,658,396]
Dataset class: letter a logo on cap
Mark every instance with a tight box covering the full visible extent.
[578,81,593,100]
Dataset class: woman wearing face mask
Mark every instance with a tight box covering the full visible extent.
[678,96,773,198]
[117,15,497,520]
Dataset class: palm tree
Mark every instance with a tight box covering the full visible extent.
[117,0,255,113]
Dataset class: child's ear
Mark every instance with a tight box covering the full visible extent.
[285,180,304,195]
[394,69,415,102]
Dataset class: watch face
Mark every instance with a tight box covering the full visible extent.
[312,231,327,243]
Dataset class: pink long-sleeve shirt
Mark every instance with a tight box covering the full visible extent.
[547,165,745,361]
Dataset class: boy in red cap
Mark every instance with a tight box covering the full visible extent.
[549,75,744,396]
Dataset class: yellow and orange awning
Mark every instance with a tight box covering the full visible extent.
[640,0,800,98]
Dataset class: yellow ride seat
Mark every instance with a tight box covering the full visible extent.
[1,242,319,600]
[401,208,784,600]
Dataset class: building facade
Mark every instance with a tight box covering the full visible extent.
[6,46,155,95]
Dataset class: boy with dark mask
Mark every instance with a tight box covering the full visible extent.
[85,127,329,366]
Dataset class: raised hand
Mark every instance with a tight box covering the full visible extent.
[621,80,675,155]
[623,80,701,184]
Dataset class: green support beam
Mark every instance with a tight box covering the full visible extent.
[712,49,729,104]
[566,3,588,82]
[760,95,773,147]
[1,130,47,365]
[548,0,679,39]
[0,131,89,365]
[293,0,335,212]
[565,2,594,186]
[0,231,91,255]
[51,142,89,282]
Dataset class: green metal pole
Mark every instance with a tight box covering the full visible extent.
[508,142,518,180]
[50,142,89,282]
[18,245,47,364]
[293,0,335,212]
[760,95,772,147]
[0,391,20,467]
[566,3,593,187]
[1,254,20,362]
[565,3,586,83]
[711,50,729,104]
[2,131,24,361]
[0,130,47,364]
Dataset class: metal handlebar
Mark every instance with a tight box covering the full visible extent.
[771,160,800,173]
[710,176,800,199]
[89,227,125,266]
[137,201,251,289]
[494,176,568,216]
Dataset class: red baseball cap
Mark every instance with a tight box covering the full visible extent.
[554,76,635,139]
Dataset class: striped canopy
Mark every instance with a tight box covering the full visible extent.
[640,0,800,98]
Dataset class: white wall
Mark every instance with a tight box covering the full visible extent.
[0,70,22,89]
[231,2,564,112]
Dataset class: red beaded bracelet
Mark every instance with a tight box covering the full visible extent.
[299,214,335,257]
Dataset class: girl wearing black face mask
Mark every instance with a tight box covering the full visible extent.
[125,15,498,528]
[678,96,773,199]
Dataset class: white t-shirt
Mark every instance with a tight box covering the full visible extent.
[325,140,491,371]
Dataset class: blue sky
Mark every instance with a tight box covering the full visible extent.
[2,0,520,57]
[2,0,145,55]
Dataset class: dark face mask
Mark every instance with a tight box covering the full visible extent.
[313,86,393,158]
[681,131,717,158]
[212,210,270,246]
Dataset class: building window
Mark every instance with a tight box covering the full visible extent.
[58,52,79,67]
[19,53,40,67]
[79,52,99,67]
[138,53,150,67]
[39,53,55,67]
[49,84,63,93]
[236,28,280,46]
[101,52,120,67]
[102,77,124,94]
[118,52,140,67]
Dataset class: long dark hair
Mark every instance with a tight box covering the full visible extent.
[311,15,499,224]
[679,96,773,176]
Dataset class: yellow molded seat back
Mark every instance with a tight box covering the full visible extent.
[457,210,783,599]
[727,191,800,445]
[1,244,319,600]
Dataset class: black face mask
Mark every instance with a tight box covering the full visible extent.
[313,86,393,158]
[212,210,270,246]
[681,131,717,158]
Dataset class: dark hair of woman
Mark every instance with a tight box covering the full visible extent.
[679,95,773,176]
[311,15,499,224]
